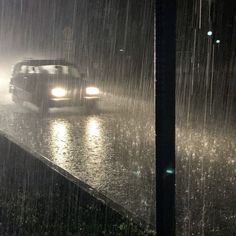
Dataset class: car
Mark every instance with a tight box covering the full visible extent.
[9,59,100,114]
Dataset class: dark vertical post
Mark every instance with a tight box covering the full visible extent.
[156,0,176,235]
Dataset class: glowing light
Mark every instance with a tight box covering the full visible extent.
[216,39,220,44]
[86,87,100,95]
[207,31,213,36]
[50,120,69,164]
[84,117,106,180]
[52,122,67,139]
[86,118,100,137]
[0,69,9,84]
[51,87,66,97]
[166,168,174,175]
[0,68,12,103]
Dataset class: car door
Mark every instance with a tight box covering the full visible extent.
[11,63,26,99]
[24,65,38,102]
[12,63,34,101]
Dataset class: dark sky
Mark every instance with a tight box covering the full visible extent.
[176,0,236,119]
[177,0,236,56]
[0,0,79,56]
[0,0,154,82]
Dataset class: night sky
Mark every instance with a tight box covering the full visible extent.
[0,0,154,85]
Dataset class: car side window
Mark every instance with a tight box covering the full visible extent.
[12,64,21,76]
[28,66,40,74]
[19,65,27,74]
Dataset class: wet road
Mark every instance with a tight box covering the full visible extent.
[176,124,236,235]
[0,84,155,226]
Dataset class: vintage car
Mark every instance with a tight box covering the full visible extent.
[9,59,100,114]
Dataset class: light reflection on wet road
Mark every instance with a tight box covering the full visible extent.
[0,92,155,225]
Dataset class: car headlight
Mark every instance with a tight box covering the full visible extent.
[51,87,66,97]
[86,87,100,95]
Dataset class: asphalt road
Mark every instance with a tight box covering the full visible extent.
[0,83,155,226]
[2,76,234,235]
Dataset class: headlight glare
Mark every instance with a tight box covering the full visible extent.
[51,87,66,97]
[86,87,100,95]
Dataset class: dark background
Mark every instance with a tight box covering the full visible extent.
[176,0,236,125]
[0,0,154,92]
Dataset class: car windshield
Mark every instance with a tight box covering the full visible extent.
[27,65,80,78]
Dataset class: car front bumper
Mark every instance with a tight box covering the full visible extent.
[48,96,100,107]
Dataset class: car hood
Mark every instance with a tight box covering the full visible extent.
[39,74,89,88]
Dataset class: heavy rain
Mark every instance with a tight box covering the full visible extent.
[0,0,235,235]
[176,0,236,235]
[0,0,155,235]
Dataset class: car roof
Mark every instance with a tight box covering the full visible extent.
[17,59,76,67]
